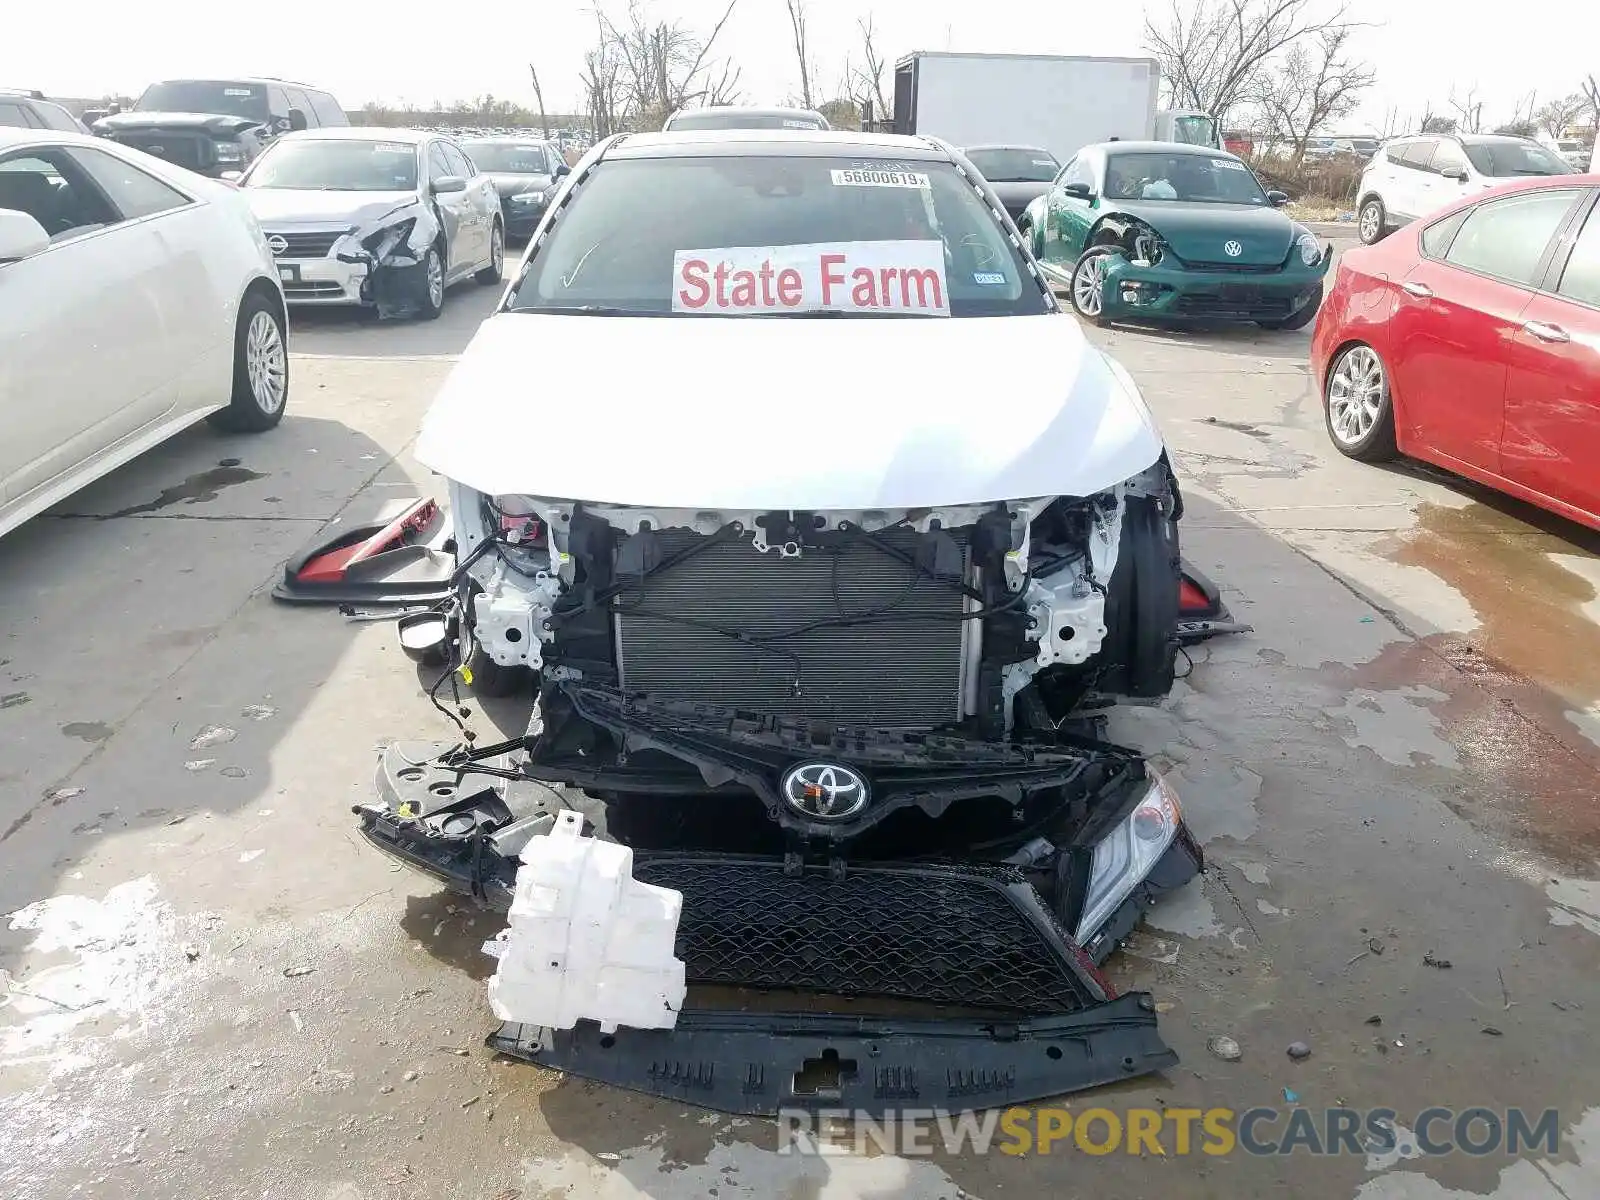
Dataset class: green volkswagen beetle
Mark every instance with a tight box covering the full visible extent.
[1017,141,1331,330]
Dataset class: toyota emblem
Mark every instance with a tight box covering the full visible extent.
[1223,240,1243,257]
[266,234,289,255]
[780,762,869,821]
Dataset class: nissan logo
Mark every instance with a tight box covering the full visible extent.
[266,235,288,255]
[1223,240,1243,257]
[780,762,869,821]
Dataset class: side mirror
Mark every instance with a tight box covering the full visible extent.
[0,208,50,263]
[553,162,571,178]
[287,108,308,132]
[1267,189,1290,207]
[1440,165,1467,181]
[1062,181,1094,200]
[431,174,467,194]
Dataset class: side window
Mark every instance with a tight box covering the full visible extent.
[1444,189,1581,285]
[1057,156,1093,190]
[427,142,453,181]
[1556,203,1600,308]
[1402,139,1440,170]
[548,145,567,173]
[68,146,192,220]
[282,88,313,126]
[310,92,347,127]
[0,101,32,128]
[1430,141,1469,177]
[1420,208,1469,258]
[0,149,120,240]
[266,87,292,129]
[34,101,79,132]
[443,143,473,177]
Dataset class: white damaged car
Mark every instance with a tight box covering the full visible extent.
[357,130,1205,1115]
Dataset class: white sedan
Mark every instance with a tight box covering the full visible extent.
[0,127,288,539]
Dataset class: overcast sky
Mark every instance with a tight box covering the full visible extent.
[9,0,1596,131]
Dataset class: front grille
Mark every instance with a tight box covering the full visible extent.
[1183,260,1282,274]
[266,230,343,259]
[282,280,345,298]
[633,856,1094,1013]
[613,530,967,727]
[1175,286,1294,318]
[115,133,209,172]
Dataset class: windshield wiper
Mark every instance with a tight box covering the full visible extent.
[537,305,662,316]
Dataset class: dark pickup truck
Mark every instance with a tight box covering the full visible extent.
[94,78,347,177]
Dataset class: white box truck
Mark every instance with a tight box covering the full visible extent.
[890,51,1219,163]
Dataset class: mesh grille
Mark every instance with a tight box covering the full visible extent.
[613,530,967,727]
[633,856,1090,1014]
[266,230,344,258]
[115,134,209,171]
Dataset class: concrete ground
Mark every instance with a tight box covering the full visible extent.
[4,244,1600,1200]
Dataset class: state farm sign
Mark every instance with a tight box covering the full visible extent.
[673,240,949,316]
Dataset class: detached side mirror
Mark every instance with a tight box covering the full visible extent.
[553,162,571,178]
[1267,189,1290,207]
[287,108,308,132]
[0,208,50,264]
[431,175,467,194]
[1440,165,1468,182]
[1062,181,1094,201]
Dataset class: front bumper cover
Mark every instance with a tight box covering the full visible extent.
[1100,249,1331,322]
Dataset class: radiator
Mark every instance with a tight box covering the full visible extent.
[612,529,968,727]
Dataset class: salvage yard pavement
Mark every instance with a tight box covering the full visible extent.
[4,243,1600,1198]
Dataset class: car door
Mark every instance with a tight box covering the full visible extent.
[0,144,178,505]
[1389,139,1437,219]
[1045,153,1097,264]
[426,140,473,279]
[1502,190,1600,520]
[1421,140,1474,217]
[446,141,495,265]
[1386,187,1584,472]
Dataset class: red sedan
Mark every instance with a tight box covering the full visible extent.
[1311,174,1600,531]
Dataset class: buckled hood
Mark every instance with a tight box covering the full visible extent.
[487,172,552,199]
[242,189,417,228]
[1118,201,1299,266]
[96,111,262,137]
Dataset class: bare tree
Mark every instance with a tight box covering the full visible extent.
[580,13,624,138]
[705,59,744,107]
[1581,75,1600,139]
[528,63,550,138]
[1249,26,1373,167]
[1144,0,1363,126]
[1448,84,1484,134]
[1536,93,1587,140]
[590,0,741,130]
[784,0,816,110]
[846,15,890,128]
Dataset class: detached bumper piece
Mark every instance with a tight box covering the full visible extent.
[488,993,1176,1118]
[1177,560,1253,645]
[271,497,454,607]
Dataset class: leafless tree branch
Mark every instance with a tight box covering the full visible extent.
[784,0,816,110]
[1247,26,1373,167]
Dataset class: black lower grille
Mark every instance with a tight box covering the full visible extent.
[1185,260,1283,274]
[613,530,967,727]
[115,133,210,171]
[633,856,1095,1014]
[1175,286,1295,318]
[267,230,343,258]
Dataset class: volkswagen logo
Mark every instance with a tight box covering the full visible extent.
[266,234,289,255]
[1223,240,1243,257]
[780,762,869,821]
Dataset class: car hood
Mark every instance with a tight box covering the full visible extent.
[97,111,262,135]
[489,172,552,197]
[989,180,1054,211]
[1113,201,1297,266]
[417,312,1166,509]
[242,189,418,227]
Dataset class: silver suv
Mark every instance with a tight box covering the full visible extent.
[1355,132,1573,244]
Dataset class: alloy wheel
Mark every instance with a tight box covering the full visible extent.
[1073,253,1107,316]
[1359,204,1381,243]
[427,250,445,308]
[245,310,287,415]
[1328,345,1385,445]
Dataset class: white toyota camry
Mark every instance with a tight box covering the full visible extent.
[0,127,288,539]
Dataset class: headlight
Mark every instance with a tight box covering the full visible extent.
[510,191,542,204]
[1075,772,1181,945]
[361,216,417,260]
[1297,232,1321,266]
[214,142,244,162]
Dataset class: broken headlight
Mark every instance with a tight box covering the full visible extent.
[1075,772,1181,944]
[1130,231,1164,267]
[362,216,417,261]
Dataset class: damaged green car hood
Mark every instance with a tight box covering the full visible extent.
[1112,201,1304,267]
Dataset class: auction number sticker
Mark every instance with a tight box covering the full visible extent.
[831,168,931,189]
[374,143,413,155]
[1213,158,1247,171]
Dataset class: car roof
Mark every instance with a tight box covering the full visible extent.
[606,128,946,160]
[1096,140,1234,157]
[280,127,432,145]
[0,125,99,150]
[461,135,552,144]
[673,105,824,120]
[964,144,1056,154]
[148,76,329,91]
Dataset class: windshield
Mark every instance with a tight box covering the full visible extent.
[466,142,555,173]
[243,139,418,191]
[508,155,1048,318]
[1464,140,1573,177]
[1350,139,1379,152]
[668,110,826,131]
[965,148,1059,182]
[136,80,269,120]
[1170,116,1219,147]
[1104,151,1269,204]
